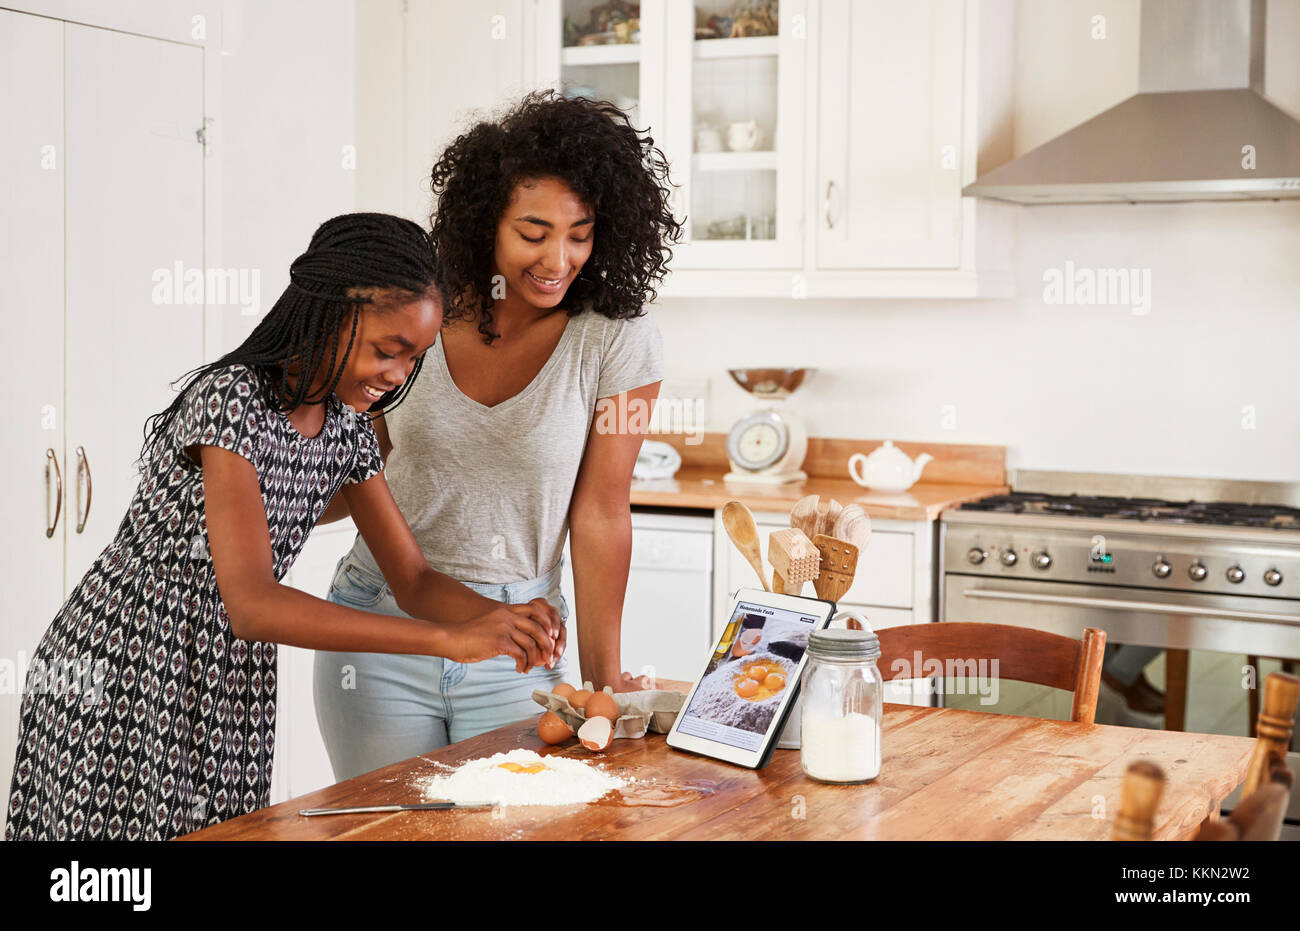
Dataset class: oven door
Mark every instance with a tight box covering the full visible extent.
[942,574,1300,656]
[942,573,1300,837]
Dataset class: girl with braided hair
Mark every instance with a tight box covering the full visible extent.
[5,213,559,841]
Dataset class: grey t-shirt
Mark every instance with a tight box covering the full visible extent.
[349,308,664,583]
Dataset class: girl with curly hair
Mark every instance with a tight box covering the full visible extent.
[313,91,682,781]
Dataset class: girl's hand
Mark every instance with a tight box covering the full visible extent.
[524,596,566,668]
[446,604,556,673]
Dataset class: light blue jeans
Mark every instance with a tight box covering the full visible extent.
[312,551,570,782]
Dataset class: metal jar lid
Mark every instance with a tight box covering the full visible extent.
[808,627,880,660]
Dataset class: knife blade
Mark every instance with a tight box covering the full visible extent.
[298,800,497,816]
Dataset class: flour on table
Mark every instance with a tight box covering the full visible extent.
[415,749,628,806]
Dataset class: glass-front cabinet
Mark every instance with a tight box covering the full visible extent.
[533,0,804,270]
[662,0,804,269]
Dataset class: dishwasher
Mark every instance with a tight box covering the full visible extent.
[561,507,714,686]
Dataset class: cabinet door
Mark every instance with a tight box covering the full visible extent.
[816,0,964,269]
[62,25,205,587]
[273,522,361,802]
[0,7,67,842]
[663,0,806,269]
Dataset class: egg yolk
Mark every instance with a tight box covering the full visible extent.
[498,762,550,774]
[747,665,768,681]
[764,673,786,690]
[734,678,761,698]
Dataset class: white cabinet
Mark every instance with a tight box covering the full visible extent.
[0,10,206,837]
[661,0,807,269]
[0,7,68,841]
[274,521,360,804]
[562,509,714,685]
[815,0,964,269]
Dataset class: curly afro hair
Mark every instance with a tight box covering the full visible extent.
[429,89,683,343]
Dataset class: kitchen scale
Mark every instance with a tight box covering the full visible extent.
[724,368,813,485]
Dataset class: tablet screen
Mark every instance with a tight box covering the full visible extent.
[674,599,824,752]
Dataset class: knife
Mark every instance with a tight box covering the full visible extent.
[298,800,497,816]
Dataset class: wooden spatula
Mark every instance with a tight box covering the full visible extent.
[812,534,859,603]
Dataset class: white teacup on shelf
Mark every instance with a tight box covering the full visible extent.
[726,120,761,152]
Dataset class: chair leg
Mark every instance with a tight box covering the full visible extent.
[1165,649,1189,732]
[1247,655,1260,738]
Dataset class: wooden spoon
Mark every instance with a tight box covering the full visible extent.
[790,495,819,539]
[722,500,770,592]
[833,504,871,551]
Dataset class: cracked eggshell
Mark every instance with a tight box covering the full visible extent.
[578,716,613,752]
[537,711,574,745]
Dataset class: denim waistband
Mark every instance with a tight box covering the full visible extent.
[343,536,562,603]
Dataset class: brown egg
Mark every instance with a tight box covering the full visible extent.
[537,711,574,745]
[584,691,620,724]
[570,689,593,711]
[552,683,576,700]
[578,716,613,752]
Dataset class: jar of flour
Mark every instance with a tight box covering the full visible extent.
[800,627,883,783]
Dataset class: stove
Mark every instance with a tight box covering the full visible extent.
[940,470,1300,836]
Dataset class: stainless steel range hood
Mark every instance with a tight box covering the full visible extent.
[964,0,1300,204]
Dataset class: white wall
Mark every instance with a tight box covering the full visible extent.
[657,0,1300,483]
[216,0,357,353]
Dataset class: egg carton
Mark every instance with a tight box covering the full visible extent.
[531,685,686,739]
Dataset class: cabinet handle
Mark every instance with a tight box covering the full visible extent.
[75,445,93,534]
[824,180,838,229]
[44,448,63,538]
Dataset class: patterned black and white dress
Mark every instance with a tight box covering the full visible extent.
[5,363,384,840]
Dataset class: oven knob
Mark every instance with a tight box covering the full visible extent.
[1000,549,1018,567]
[1226,566,1245,584]
[1264,568,1283,587]
[1152,559,1172,579]
[1188,562,1208,582]
[1032,551,1052,570]
[967,548,987,565]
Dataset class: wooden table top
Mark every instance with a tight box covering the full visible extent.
[630,469,1007,522]
[181,698,1255,841]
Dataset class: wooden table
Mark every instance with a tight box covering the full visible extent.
[181,700,1255,841]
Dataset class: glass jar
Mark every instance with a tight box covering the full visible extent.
[800,628,883,783]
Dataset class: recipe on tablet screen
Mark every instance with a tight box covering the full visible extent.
[676,601,822,752]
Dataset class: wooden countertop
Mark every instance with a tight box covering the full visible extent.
[181,690,1253,841]
[631,469,1007,521]
[630,433,1008,521]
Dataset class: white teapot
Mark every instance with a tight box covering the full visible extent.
[848,441,933,492]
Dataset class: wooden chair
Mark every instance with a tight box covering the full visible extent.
[1113,671,1298,841]
[872,621,1107,725]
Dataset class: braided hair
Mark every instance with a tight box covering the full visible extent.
[138,212,443,471]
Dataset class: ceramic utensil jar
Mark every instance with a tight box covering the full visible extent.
[800,628,882,783]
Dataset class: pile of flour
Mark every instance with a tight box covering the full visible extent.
[415,749,628,807]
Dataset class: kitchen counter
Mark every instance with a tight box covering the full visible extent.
[631,469,1006,521]
[181,682,1254,841]
[631,433,1008,521]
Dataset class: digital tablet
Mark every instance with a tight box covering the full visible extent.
[666,587,837,769]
